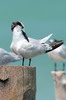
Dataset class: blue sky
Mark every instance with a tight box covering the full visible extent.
[0,0,66,100]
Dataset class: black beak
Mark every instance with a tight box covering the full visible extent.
[22,30,29,42]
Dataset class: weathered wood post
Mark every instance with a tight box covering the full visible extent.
[52,71,66,100]
[0,65,36,100]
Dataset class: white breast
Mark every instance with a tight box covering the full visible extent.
[48,48,64,61]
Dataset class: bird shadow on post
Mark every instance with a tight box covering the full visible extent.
[0,65,36,100]
[51,71,66,100]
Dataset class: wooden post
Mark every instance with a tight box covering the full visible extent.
[0,65,36,100]
[51,71,66,100]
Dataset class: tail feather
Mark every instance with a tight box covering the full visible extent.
[40,33,53,44]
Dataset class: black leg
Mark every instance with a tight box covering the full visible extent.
[62,62,65,71]
[22,57,24,66]
[29,59,31,66]
[54,62,57,71]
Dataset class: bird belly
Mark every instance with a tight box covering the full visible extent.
[16,41,43,59]
[17,49,41,59]
[48,52,63,61]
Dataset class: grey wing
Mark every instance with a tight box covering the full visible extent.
[0,53,11,65]
[9,52,22,61]
[0,48,22,65]
[59,45,66,59]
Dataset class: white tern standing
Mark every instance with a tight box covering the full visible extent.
[48,39,65,71]
[10,21,63,66]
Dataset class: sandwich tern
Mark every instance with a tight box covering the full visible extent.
[10,21,63,66]
[48,39,66,71]
[0,48,22,65]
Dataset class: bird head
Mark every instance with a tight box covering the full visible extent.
[49,39,64,44]
[11,21,29,42]
[11,21,24,31]
[49,39,64,49]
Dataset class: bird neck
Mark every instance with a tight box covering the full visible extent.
[12,29,25,42]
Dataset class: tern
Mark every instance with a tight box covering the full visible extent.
[48,39,65,71]
[0,48,22,65]
[10,21,63,66]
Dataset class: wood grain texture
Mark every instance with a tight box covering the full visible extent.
[52,71,66,100]
[0,65,36,100]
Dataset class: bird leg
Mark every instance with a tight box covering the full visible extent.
[22,57,24,66]
[29,59,31,66]
[62,62,65,71]
[54,62,57,71]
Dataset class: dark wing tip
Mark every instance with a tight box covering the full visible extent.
[45,41,64,53]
